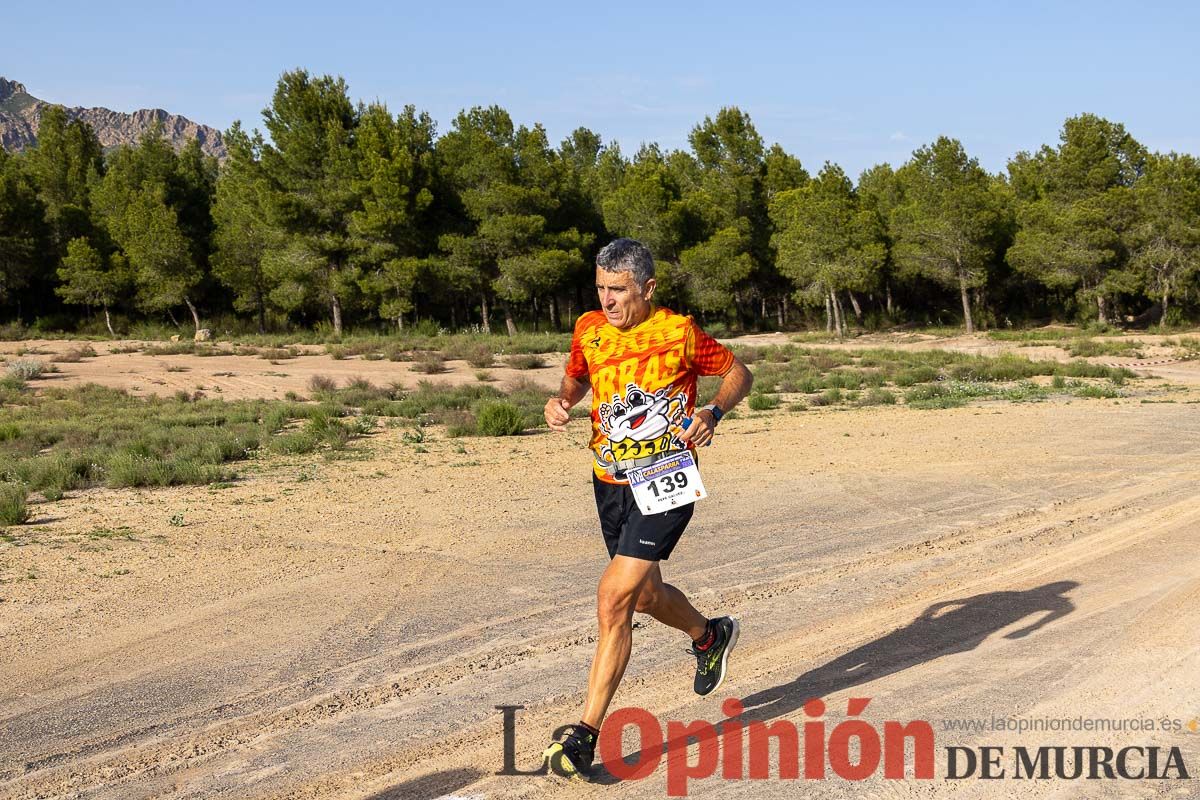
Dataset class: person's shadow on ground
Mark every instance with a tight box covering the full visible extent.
[738,580,1079,722]
[590,580,1078,784]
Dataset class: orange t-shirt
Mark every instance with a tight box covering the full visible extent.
[565,307,735,484]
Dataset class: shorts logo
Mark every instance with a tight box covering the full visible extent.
[638,539,656,546]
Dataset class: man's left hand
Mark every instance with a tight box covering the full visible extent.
[678,409,717,447]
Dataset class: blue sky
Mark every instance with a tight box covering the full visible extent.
[6,1,1198,178]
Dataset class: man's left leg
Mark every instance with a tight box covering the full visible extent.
[635,563,741,697]
[633,563,706,639]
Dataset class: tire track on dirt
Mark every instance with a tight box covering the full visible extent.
[440,476,1200,800]
[9,461,1195,800]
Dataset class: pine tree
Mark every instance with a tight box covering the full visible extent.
[56,237,128,335]
[349,102,438,330]
[893,137,1007,333]
[212,123,275,331]
[771,163,884,336]
[0,149,50,310]
[1007,114,1146,323]
[260,70,360,335]
[1129,153,1200,322]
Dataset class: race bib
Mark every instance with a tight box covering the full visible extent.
[628,451,707,515]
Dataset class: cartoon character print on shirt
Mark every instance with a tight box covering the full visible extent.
[598,382,687,465]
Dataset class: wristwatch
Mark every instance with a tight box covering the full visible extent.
[700,403,724,424]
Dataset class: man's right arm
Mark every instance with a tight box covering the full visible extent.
[545,375,589,432]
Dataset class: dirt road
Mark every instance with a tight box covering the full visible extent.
[1,348,1199,799]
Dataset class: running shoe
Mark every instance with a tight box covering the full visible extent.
[690,616,740,696]
[543,724,596,780]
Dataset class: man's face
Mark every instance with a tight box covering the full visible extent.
[596,267,656,330]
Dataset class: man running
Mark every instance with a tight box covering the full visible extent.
[541,238,754,779]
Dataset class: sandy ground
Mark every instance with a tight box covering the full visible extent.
[1,330,1195,400]
[0,340,568,400]
[1,338,1199,799]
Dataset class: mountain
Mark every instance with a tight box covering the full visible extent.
[0,77,227,160]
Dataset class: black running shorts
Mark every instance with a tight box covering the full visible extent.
[592,474,695,561]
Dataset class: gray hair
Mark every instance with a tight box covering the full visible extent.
[596,238,655,287]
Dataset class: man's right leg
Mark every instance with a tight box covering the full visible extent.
[544,554,658,779]
[580,554,660,728]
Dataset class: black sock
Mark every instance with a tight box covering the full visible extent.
[693,619,716,651]
[577,720,600,738]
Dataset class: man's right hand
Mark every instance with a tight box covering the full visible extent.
[545,397,572,431]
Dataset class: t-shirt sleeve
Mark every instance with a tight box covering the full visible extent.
[565,315,591,379]
[685,318,735,377]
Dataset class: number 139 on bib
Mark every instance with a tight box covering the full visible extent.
[627,451,707,515]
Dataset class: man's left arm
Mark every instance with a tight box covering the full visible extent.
[678,358,753,447]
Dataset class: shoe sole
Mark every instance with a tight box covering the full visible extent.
[543,742,588,781]
[708,617,740,694]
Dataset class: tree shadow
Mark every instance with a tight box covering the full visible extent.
[365,766,485,800]
[591,580,1079,784]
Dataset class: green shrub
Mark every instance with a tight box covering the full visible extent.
[54,345,97,363]
[443,411,478,437]
[764,346,796,363]
[894,366,938,386]
[143,342,195,356]
[338,377,388,406]
[747,393,780,411]
[105,453,171,487]
[413,354,447,374]
[904,383,967,409]
[308,375,338,397]
[384,343,410,362]
[270,431,319,455]
[0,482,30,525]
[826,370,866,389]
[476,401,525,436]
[464,344,495,368]
[856,388,897,406]
[6,360,46,380]
[732,346,763,364]
[1072,384,1121,399]
[1057,362,1132,380]
[0,374,27,393]
[1067,338,1143,358]
[782,375,824,393]
[810,388,844,407]
[507,353,546,370]
[305,410,351,449]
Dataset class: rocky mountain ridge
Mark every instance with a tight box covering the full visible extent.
[0,77,226,159]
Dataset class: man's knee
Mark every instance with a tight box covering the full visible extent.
[597,584,637,627]
[635,583,663,614]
